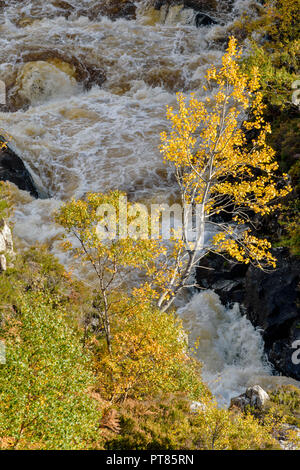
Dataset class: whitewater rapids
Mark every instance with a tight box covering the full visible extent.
[0,0,273,404]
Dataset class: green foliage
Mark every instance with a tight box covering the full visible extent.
[268,386,300,427]
[104,394,202,450]
[238,0,300,110]
[266,113,300,255]
[93,293,206,402]
[242,42,298,109]
[0,236,101,449]
[266,114,300,174]
[238,0,300,254]
[277,199,300,255]
[0,182,13,219]
[0,290,101,449]
[0,244,90,318]
[104,394,279,450]
[193,399,279,450]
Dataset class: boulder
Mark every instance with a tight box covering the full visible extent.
[151,0,219,26]
[196,252,248,304]
[195,12,217,27]
[94,0,137,21]
[0,136,39,198]
[230,385,270,411]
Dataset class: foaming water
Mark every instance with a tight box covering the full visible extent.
[0,0,272,401]
[178,290,272,406]
[0,0,259,244]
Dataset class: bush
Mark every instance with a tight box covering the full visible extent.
[104,394,202,450]
[92,293,206,403]
[0,290,101,449]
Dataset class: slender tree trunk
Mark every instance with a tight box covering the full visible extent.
[158,201,207,312]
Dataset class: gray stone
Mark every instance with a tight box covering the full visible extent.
[230,385,269,411]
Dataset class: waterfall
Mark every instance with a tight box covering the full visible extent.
[178,290,272,406]
[0,0,272,402]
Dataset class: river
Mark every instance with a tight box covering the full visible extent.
[0,0,273,405]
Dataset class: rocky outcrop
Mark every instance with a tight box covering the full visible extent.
[230,385,270,411]
[277,424,300,451]
[196,252,248,304]
[195,12,217,27]
[153,0,218,12]
[0,137,39,198]
[0,219,14,272]
[196,248,300,380]
[149,0,219,26]
[244,248,300,381]
[88,0,137,21]
[230,385,300,449]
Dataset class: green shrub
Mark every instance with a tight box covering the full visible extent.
[0,290,101,449]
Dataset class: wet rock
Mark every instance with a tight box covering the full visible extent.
[144,66,185,92]
[151,0,219,25]
[195,12,217,27]
[15,61,78,107]
[184,0,217,10]
[244,248,300,381]
[52,0,75,18]
[0,136,38,198]
[18,51,106,91]
[196,248,300,380]
[153,0,218,11]
[94,0,137,21]
[196,252,248,304]
[230,385,270,411]
[7,51,106,111]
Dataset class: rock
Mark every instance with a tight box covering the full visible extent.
[245,385,270,409]
[0,254,6,271]
[94,0,137,21]
[190,401,206,412]
[244,248,300,381]
[150,0,219,26]
[156,0,219,12]
[246,375,300,391]
[230,385,270,411]
[9,52,106,111]
[0,136,39,198]
[195,12,217,27]
[184,0,217,10]
[0,219,13,252]
[196,252,248,304]
[278,424,300,450]
[196,248,300,381]
[0,219,14,272]
[51,0,75,18]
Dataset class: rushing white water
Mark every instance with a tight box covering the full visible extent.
[0,0,273,403]
[0,0,263,246]
[178,290,272,406]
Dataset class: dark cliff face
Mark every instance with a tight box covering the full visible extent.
[0,137,39,198]
[244,249,300,380]
[196,249,300,381]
